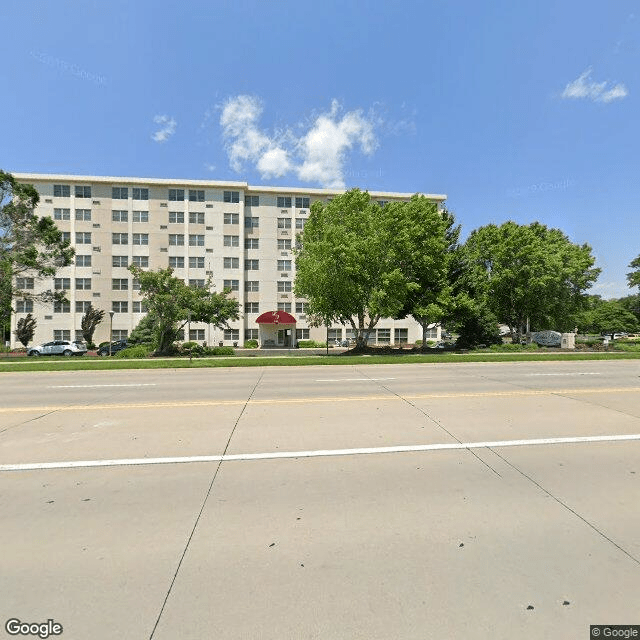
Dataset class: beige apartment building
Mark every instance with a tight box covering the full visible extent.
[10,173,447,349]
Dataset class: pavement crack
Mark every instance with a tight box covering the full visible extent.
[148,369,266,639]
[487,446,640,567]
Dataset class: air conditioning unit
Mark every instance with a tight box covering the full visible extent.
[280,251,288,256]
[160,203,168,207]
[281,230,289,235]
[280,294,289,299]
[92,269,101,274]
[92,200,100,205]
[160,248,168,252]
[280,273,289,278]
[92,246,101,252]
[92,223,101,228]
[160,225,168,229]
[44,198,53,203]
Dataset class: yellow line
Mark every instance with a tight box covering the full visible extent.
[1,387,639,414]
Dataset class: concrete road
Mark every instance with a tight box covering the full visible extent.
[1,360,639,639]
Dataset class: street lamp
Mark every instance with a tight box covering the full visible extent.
[109,310,114,356]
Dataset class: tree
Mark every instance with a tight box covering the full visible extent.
[460,221,600,342]
[80,304,105,345]
[0,171,74,311]
[128,313,157,346]
[393,198,460,348]
[14,313,36,347]
[129,266,240,354]
[627,255,640,290]
[294,189,407,349]
[615,294,640,324]
[576,299,639,335]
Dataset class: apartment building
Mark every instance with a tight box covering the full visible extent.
[10,174,447,349]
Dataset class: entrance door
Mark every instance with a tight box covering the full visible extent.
[277,329,285,346]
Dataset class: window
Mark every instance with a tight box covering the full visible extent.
[189,234,204,246]
[112,210,128,222]
[112,256,128,267]
[112,278,128,290]
[425,327,438,339]
[277,196,292,208]
[132,188,148,200]
[278,281,292,292]
[345,328,357,340]
[54,185,70,197]
[132,278,141,291]
[109,329,127,340]
[394,328,408,343]
[224,235,239,247]
[131,255,149,267]
[245,280,259,292]
[76,232,92,244]
[132,301,148,313]
[61,232,71,243]
[189,256,205,269]
[328,328,342,341]
[169,256,185,268]
[112,187,128,199]
[169,189,184,201]
[75,209,91,221]
[224,190,239,203]
[295,196,310,209]
[277,260,292,271]
[189,190,205,202]
[133,210,149,223]
[377,328,391,344]
[277,217,292,229]
[245,302,259,313]
[54,278,71,290]
[112,301,128,313]
[16,277,34,289]
[16,300,33,313]
[112,233,128,245]
[189,212,205,224]
[296,302,309,314]
[54,329,71,341]
[245,329,259,340]
[245,238,259,249]
[278,239,291,250]
[244,216,259,228]
[54,300,71,313]
[224,279,239,291]
[76,301,92,313]
[132,233,148,245]
[296,329,310,340]
[189,279,205,288]
[75,278,91,290]
[224,213,239,224]
[224,329,239,340]
[189,329,205,340]
[54,208,70,220]
[224,257,239,269]
[169,211,184,223]
[75,186,91,198]
[74,255,91,267]
[244,259,259,271]
[245,195,259,207]
[169,234,184,246]
[277,302,292,312]
[295,218,307,230]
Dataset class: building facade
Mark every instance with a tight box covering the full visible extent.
[10,173,447,349]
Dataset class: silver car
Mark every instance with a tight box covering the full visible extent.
[27,340,88,357]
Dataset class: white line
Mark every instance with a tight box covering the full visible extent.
[315,377,396,382]
[48,384,158,388]
[525,373,601,377]
[2,434,639,472]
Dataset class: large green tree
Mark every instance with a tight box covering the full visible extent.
[627,255,640,290]
[576,298,639,335]
[0,170,74,330]
[80,304,105,345]
[129,266,240,354]
[14,313,37,347]
[460,221,600,341]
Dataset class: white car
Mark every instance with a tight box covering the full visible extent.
[27,340,88,357]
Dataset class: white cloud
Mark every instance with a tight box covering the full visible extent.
[561,68,628,103]
[219,96,379,188]
[204,163,216,172]
[152,115,177,142]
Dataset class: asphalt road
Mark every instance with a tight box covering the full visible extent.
[1,360,639,639]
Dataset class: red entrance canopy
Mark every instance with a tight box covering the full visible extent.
[255,311,296,325]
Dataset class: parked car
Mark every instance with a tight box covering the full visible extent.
[97,339,129,356]
[27,340,88,357]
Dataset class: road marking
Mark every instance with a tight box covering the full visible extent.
[48,383,158,388]
[1,387,639,413]
[315,377,396,382]
[525,373,601,376]
[2,434,639,472]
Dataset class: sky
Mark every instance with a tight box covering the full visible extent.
[1,0,638,299]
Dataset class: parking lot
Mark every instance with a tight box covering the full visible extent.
[1,360,639,639]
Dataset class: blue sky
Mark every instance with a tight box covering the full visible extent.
[2,0,638,298]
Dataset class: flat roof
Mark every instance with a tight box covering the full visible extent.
[13,172,447,201]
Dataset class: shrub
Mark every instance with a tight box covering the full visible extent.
[244,339,258,349]
[180,341,205,357]
[114,345,152,359]
[204,346,235,356]
[414,340,422,346]
[297,340,326,348]
[488,342,538,352]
